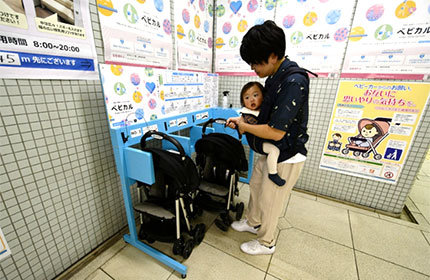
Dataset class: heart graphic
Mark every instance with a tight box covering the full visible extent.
[230,1,242,14]
[388,55,393,59]
[120,39,124,44]
[146,82,156,93]
[419,54,425,58]
[361,55,365,59]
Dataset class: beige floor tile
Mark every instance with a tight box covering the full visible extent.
[202,221,272,271]
[265,273,282,280]
[316,196,379,218]
[405,197,420,213]
[422,231,430,245]
[350,212,430,275]
[86,269,113,280]
[101,244,174,280]
[168,242,266,280]
[70,238,127,280]
[291,189,317,200]
[355,251,429,280]
[268,228,357,280]
[409,185,430,205]
[413,213,430,232]
[285,194,353,247]
[277,217,292,230]
[415,203,430,223]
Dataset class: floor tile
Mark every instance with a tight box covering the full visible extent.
[285,194,353,247]
[168,242,266,280]
[268,228,357,280]
[378,212,427,231]
[265,273,282,280]
[350,212,430,275]
[101,244,174,280]
[355,251,429,280]
[422,231,430,245]
[405,197,420,213]
[202,221,272,271]
[316,196,379,218]
[415,203,430,223]
[70,238,127,280]
[86,269,113,280]
[409,185,430,205]
[277,217,292,230]
[291,189,317,201]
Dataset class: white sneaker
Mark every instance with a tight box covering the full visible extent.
[240,240,275,255]
[231,219,258,234]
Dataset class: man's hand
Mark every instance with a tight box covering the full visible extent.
[226,116,240,129]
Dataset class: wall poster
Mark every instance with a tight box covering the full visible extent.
[275,0,355,77]
[0,0,98,79]
[97,0,173,68]
[214,0,275,74]
[342,0,430,80]
[0,227,11,261]
[99,64,218,129]
[175,0,213,72]
[319,80,430,184]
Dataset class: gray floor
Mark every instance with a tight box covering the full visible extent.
[66,166,430,280]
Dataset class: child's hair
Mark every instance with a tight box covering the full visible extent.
[240,20,286,65]
[240,81,264,107]
[332,133,341,138]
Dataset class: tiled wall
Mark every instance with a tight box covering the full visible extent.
[0,1,429,280]
[218,76,430,214]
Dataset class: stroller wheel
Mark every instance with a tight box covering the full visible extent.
[220,212,233,226]
[362,152,370,158]
[235,202,244,221]
[192,223,206,244]
[182,239,194,259]
[353,151,361,156]
[173,238,184,256]
[146,237,155,244]
[374,154,382,160]
[215,218,229,231]
[138,226,146,240]
[341,148,349,154]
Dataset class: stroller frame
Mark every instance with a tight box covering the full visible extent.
[195,118,248,231]
[135,131,205,259]
[108,107,254,278]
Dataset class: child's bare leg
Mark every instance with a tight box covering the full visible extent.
[262,142,285,186]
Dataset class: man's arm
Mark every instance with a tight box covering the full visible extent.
[238,120,286,141]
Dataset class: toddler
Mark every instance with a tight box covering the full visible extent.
[232,81,285,186]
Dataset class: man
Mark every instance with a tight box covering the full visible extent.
[226,20,310,255]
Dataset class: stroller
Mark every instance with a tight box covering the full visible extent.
[135,131,206,259]
[194,118,248,231]
[342,117,391,160]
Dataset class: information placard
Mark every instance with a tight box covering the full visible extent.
[320,81,430,184]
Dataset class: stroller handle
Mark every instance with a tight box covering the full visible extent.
[202,118,242,140]
[140,130,186,158]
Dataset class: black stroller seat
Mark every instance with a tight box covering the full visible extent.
[195,118,248,231]
[135,131,205,259]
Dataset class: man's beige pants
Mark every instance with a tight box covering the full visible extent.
[246,156,304,246]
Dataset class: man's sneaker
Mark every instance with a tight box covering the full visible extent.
[240,240,275,255]
[231,219,258,234]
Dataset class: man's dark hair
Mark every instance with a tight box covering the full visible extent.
[240,81,265,107]
[240,20,286,65]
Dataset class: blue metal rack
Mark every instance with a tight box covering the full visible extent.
[108,107,254,277]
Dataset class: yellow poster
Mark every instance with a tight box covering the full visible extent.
[320,81,430,184]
